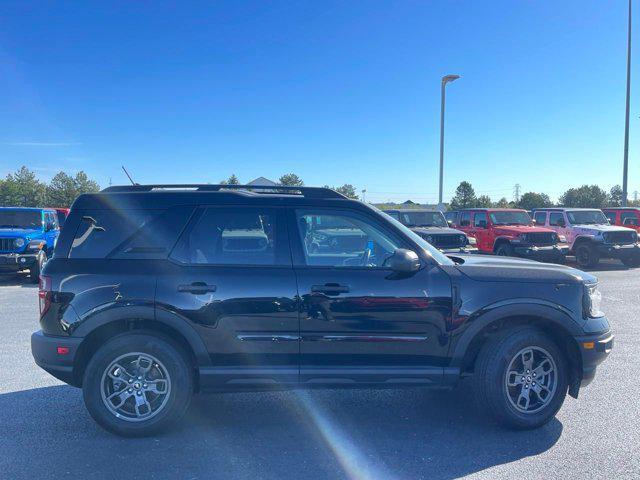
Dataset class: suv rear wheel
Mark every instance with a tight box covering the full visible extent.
[29,251,46,284]
[495,243,514,257]
[82,332,193,437]
[575,242,599,268]
[473,327,568,429]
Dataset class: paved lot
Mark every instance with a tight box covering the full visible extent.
[0,261,638,480]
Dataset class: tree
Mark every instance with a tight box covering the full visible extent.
[494,197,511,208]
[609,185,623,207]
[0,166,47,207]
[279,173,304,186]
[323,184,358,199]
[449,181,477,210]
[517,192,552,211]
[476,194,492,208]
[559,185,608,208]
[219,174,240,185]
[46,171,100,207]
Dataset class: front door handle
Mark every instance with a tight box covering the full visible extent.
[178,282,217,294]
[311,284,350,295]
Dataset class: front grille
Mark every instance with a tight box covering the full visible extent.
[423,233,466,248]
[0,238,16,252]
[604,231,636,245]
[524,232,557,246]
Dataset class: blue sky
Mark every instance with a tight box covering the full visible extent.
[0,1,637,203]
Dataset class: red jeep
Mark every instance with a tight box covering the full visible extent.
[449,208,569,262]
[602,207,640,232]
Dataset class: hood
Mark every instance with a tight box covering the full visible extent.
[0,228,37,238]
[492,225,553,235]
[453,254,596,284]
[411,226,466,236]
[571,224,634,234]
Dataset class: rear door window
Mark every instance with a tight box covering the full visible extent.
[459,211,472,227]
[534,211,547,226]
[620,211,638,226]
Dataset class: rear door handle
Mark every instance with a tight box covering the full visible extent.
[178,282,217,294]
[311,284,350,295]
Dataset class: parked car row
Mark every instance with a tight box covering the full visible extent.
[31,184,613,437]
[0,207,68,282]
[386,206,640,269]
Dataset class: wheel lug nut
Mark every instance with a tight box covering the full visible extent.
[136,391,142,396]
[128,388,133,393]
[143,384,147,388]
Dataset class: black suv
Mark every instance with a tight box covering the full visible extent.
[32,184,613,437]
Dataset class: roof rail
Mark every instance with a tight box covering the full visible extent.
[100,184,347,199]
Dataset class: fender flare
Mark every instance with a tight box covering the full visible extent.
[492,236,515,252]
[449,301,583,368]
[72,303,211,367]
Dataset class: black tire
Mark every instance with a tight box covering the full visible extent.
[473,326,568,430]
[29,251,46,284]
[552,254,567,265]
[575,243,599,268]
[495,243,514,257]
[82,332,193,437]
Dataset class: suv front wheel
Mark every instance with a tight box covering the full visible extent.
[473,327,568,429]
[82,332,193,437]
[575,242,599,268]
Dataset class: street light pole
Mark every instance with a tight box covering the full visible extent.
[439,74,460,210]
[623,0,632,206]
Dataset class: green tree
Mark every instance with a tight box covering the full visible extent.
[449,181,477,210]
[279,173,304,186]
[493,197,511,208]
[476,194,492,208]
[323,184,358,199]
[47,171,100,207]
[609,185,623,207]
[219,174,240,185]
[559,185,608,208]
[517,192,553,211]
[0,166,47,207]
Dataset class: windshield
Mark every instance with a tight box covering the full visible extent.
[397,211,448,227]
[567,210,608,225]
[0,210,42,229]
[489,211,531,226]
[370,206,453,265]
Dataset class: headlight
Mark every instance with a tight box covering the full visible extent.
[14,238,25,247]
[467,236,476,245]
[558,235,567,243]
[583,283,604,318]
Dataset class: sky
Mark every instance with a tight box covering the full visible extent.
[0,0,638,204]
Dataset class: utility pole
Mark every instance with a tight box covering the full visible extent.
[634,190,638,202]
[361,188,366,202]
[623,0,632,206]
[438,74,461,211]
[514,183,521,203]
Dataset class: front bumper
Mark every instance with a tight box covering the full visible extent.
[571,326,613,395]
[31,330,82,386]
[0,252,38,272]
[440,246,478,255]
[513,244,569,260]
[596,243,640,259]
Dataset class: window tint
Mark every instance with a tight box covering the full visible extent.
[459,211,471,227]
[604,211,617,224]
[172,207,284,265]
[444,211,457,224]
[296,210,401,267]
[549,213,565,226]
[534,211,547,225]
[474,212,488,227]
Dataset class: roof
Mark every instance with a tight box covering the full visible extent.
[384,208,440,213]
[532,207,605,212]
[75,184,351,210]
[455,208,528,212]
[601,207,640,210]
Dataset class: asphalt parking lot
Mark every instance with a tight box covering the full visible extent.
[0,261,638,480]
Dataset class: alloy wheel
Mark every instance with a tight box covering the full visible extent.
[504,346,557,414]
[100,352,172,422]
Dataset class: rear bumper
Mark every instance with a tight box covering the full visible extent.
[31,330,82,386]
[596,243,640,259]
[0,253,38,272]
[513,244,569,260]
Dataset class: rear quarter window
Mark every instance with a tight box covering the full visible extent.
[69,206,194,259]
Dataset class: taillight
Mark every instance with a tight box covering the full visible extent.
[39,275,52,316]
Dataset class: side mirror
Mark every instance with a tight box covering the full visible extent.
[477,220,487,229]
[557,219,566,227]
[447,220,454,227]
[531,219,537,224]
[387,249,421,273]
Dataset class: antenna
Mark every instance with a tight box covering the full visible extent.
[121,166,137,185]
[513,183,521,203]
